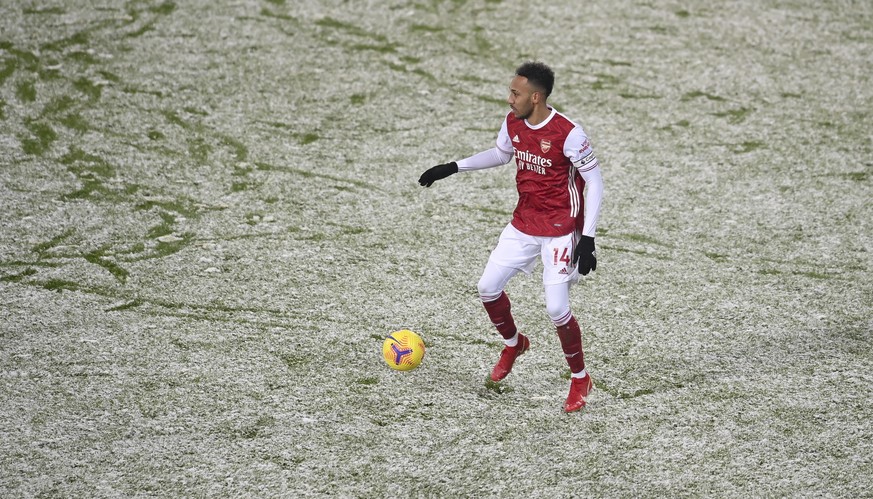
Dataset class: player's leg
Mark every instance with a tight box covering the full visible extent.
[480,262,530,382]
[479,224,539,381]
[478,224,539,342]
[478,261,521,344]
[543,282,587,376]
[542,235,594,412]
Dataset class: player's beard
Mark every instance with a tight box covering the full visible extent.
[511,105,531,120]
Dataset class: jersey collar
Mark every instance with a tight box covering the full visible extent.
[524,106,556,130]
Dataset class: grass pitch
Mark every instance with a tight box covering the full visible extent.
[1,0,871,497]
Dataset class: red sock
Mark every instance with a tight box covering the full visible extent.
[482,291,517,340]
[556,316,586,374]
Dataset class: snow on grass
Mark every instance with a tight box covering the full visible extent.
[1,0,871,496]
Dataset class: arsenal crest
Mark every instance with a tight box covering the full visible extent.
[540,139,551,153]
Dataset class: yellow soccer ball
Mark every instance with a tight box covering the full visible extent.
[382,330,425,371]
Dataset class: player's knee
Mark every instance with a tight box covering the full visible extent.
[477,277,502,302]
[546,302,572,326]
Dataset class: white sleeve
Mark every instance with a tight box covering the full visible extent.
[565,126,603,238]
[457,147,514,171]
[456,117,514,171]
[565,126,599,172]
[578,167,603,237]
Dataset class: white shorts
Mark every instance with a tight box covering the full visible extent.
[487,223,579,285]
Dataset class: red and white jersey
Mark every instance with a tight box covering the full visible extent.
[494,107,599,237]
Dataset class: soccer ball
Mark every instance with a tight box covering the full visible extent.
[382,330,425,371]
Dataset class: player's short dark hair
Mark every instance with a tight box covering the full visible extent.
[515,61,554,97]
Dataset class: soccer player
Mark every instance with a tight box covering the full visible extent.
[418,61,604,413]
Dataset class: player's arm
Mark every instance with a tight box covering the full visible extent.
[458,147,514,171]
[418,147,513,187]
[566,127,604,274]
[576,165,603,238]
[418,118,513,187]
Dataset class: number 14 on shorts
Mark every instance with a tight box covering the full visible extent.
[553,247,571,266]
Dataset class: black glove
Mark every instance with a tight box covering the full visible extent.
[573,235,597,275]
[418,162,458,187]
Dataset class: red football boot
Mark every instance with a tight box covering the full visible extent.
[490,334,530,382]
[564,374,594,413]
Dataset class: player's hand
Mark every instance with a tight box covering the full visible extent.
[573,235,597,275]
[418,162,458,187]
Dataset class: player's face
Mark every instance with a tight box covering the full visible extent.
[507,75,536,120]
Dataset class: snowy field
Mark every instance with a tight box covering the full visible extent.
[1,0,871,496]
